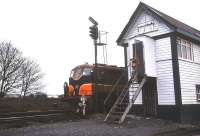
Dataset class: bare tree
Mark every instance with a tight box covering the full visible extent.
[20,58,44,97]
[0,42,24,97]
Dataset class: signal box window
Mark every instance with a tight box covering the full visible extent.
[196,85,200,101]
[177,38,193,61]
[137,21,155,34]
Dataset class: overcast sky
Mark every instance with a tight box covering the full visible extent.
[0,0,199,95]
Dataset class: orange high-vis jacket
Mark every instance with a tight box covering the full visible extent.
[68,85,75,96]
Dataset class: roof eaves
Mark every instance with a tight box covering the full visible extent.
[117,2,200,45]
[116,2,144,46]
[116,2,176,45]
[176,29,200,43]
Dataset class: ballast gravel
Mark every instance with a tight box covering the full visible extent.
[0,114,197,136]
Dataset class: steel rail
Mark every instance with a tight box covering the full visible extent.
[0,110,72,122]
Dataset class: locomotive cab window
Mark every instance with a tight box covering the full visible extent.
[83,68,92,76]
[70,70,75,78]
[70,67,83,80]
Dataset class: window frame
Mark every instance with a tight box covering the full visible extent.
[177,39,182,58]
[137,20,155,34]
[176,38,194,61]
[196,85,200,101]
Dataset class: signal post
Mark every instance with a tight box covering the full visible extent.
[89,17,99,113]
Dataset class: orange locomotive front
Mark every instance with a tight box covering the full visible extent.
[63,64,126,115]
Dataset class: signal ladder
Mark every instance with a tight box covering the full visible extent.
[104,73,146,124]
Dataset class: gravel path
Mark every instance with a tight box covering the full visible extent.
[0,114,198,136]
[0,120,158,136]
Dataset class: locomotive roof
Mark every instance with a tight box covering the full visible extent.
[72,63,124,70]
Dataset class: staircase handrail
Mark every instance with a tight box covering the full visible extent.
[119,75,147,124]
[119,74,137,104]
[103,69,127,105]
[104,73,137,122]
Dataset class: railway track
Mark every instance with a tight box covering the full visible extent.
[155,128,200,136]
[0,110,76,123]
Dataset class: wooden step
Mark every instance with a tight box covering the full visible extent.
[113,109,126,113]
[130,86,139,88]
[104,73,144,124]
[111,111,123,115]
[116,103,128,106]
[117,98,129,103]
[114,105,126,109]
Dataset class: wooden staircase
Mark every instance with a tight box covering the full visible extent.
[104,74,147,124]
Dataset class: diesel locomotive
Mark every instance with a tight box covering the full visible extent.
[63,63,127,115]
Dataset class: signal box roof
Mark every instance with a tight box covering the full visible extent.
[117,2,200,45]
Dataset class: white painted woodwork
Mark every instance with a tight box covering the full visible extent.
[123,9,176,105]
[120,3,200,107]
[123,10,172,40]
[179,41,200,104]
[155,38,175,105]
[133,36,157,77]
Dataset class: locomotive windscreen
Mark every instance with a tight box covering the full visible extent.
[83,67,92,76]
[70,67,92,80]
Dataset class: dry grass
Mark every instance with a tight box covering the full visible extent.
[0,97,63,113]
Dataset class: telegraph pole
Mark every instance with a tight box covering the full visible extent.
[89,16,98,112]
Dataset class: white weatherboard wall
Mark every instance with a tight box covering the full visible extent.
[127,36,176,105]
[123,9,175,105]
[179,41,200,104]
[155,37,175,105]
[124,10,172,40]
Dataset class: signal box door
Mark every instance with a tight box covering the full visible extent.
[142,77,157,116]
[132,42,145,78]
